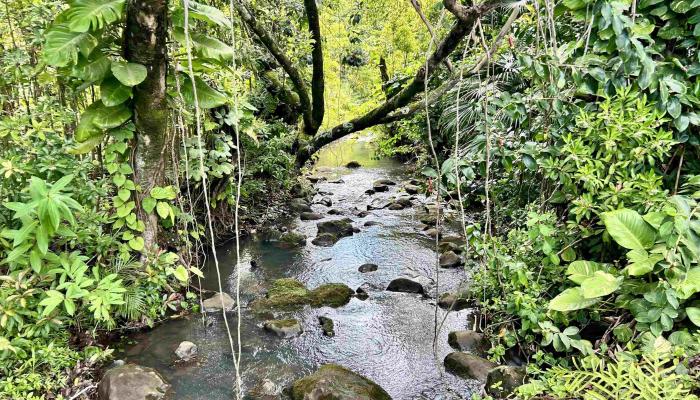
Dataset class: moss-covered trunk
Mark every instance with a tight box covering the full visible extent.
[124,0,169,250]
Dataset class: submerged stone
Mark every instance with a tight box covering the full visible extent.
[312,233,339,247]
[317,218,354,237]
[264,319,303,338]
[202,292,235,312]
[175,341,197,361]
[291,364,392,400]
[277,231,307,248]
[98,364,171,400]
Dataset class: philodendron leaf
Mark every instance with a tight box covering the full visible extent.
[549,287,600,312]
[602,209,657,250]
[93,102,132,129]
[44,24,98,67]
[581,271,621,299]
[100,76,132,106]
[75,102,103,142]
[180,74,227,109]
[687,307,700,327]
[566,260,604,284]
[65,0,125,32]
[111,61,147,86]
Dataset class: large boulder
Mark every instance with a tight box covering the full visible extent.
[317,218,354,237]
[386,278,424,295]
[98,364,171,400]
[251,278,353,311]
[439,251,462,268]
[264,319,303,338]
[291,364,392,400]
[346,161,362,169]
[444,352,496,383]
[202,292,235,312]
[486,366,527,398]
[448,331,489,355]
[175,341,197,361]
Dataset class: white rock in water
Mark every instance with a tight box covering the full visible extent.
[175,341,197,361]
[202,292,235,312]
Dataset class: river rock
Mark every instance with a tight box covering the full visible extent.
[291,198,312,212]
[98,364,171,400]
[438,292,471,311]
[329,178,345,184]
[264,319,303,338]
[202,292,235,312]
[346,161,362,168]
[372,183,389,192]
[317,218,354,237]
[374,179,396,186]
[424,228,442,239]
[278,232,307,248]
[301,212,324,221]
[175,341,197,361]
[386,278,424,295]
[356,210,370,217]
[387,202,405,210]
[444,352,496,383]
[318,196,332,207]
[251,278,353,311]
[438,241,462,254]
[318,316,335,337]
[291,364,392,400]
[312,233,339,247]
[439,251,462,268]
[419,215,437,226]
[404,184,420,194]
[364,221,380,227]
[448,331,489,354]
[358,263,378,273]
[328,208,343,215]
[486,366,527,398]
[307,175,325,183]
[355,287,369,300]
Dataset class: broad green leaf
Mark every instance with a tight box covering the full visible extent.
[100,76,132,106]
[190,266,204,278]
[111,61,147,86]
[150,186,177,200]
[581,271,621,298]
[566,260,604,284]
[93,102,132,129]
[117,188,131,202]
[549,287,600,312]
[128,236,144,251]
[75,102,104,142]
[687,307,700,326]
[65,0,125,32]
[173,265,189,282]
[626,249,664,276]
[71,53,111,82]
[39,290,64,316]
[602,209,656,250]
[156,202,170,219]
[44,24,98,67]
[172,28,234,61]
[173,1,228,27]
[142,196,157,214]
[180,74,226,109]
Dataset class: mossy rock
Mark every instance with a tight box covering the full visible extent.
[310,284,354,307]
[291,364,392,400]
[251,279,352,312]
[277,232,307,248]
[444,352,496,383]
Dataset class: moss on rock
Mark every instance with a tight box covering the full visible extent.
[291,364,392,400]
[251,279,353,312]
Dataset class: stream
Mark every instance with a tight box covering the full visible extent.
[119,133,478,399]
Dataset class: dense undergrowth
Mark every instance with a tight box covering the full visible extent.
[1,0,699,398]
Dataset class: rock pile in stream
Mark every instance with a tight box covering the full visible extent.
[251,278,353,311]
[291,364,392,400]
[98,364,171,400]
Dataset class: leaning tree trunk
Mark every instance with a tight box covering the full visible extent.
[124,0,169,251]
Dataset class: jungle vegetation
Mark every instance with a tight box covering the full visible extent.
[0,0,699,398]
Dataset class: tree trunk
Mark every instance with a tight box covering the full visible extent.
[124,0,169,251]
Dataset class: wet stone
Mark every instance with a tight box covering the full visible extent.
[444,352,496,383]
[386,278,425,295]
[175,341,197,361]
[202,292,235,312]
[98,364,171,400]
[318,316,335,337]
[439,251,462,268]
[358,263,378,273]
[300,212,324,221]
[264,319,303,338]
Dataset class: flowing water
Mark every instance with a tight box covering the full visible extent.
[120,133,478,399]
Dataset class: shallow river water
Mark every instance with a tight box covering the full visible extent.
[120,133,477,399]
